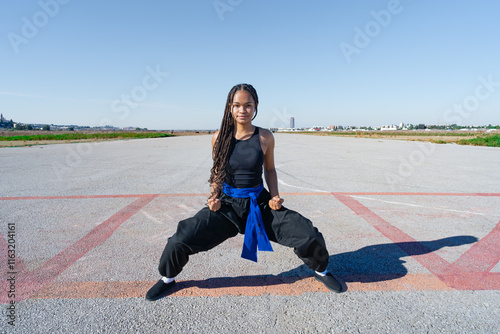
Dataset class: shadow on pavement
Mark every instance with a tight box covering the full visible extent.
[281,235,478,282]
[172,235,478,293]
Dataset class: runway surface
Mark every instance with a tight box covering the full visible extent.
[1,133,499,333]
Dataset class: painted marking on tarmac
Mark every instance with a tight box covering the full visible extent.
[443,220,500,273]
[0,193,200,201]
[439,220,500,290]
[30,273,452,300]
[349,195,488,216]
[333,194,500,290]
[141,209,170,225]
[0,195,157,303]
[2,192,500,201]
[333,194,451,274]
[1,192,499,302]
[1,232,30,275]
[277,179,329,193]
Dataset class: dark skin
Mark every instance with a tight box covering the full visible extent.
[208,90,284,211]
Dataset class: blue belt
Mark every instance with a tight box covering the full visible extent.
[223,182,273,262]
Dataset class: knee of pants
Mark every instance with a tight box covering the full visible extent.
[174,219,199,245]
[295,238,329,261]
[167,219,218,255]
[165,235,188,253]
[160,235,191,262]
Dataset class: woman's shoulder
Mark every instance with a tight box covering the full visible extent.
[257,127,274,145]
[211,130,220,147]
[257,127,273,139]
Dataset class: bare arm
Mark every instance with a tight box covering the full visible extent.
[208,131,221,211]
[262,130,284,210]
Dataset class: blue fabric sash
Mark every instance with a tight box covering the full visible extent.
[223,182,273,262]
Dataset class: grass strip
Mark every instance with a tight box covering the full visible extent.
[295,131,499,147]
[456,134,500,147]
[0,132,173,141]
[305,131,478,137]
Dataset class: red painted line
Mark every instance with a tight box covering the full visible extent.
[0,194,160,201]
[0,195,157,304]
[2,191,499,301]
[439,273,500,290]
[0,193,209,201]
[0,234,29,275]
[28,274,453,300]
[19,273,500,300]
[1,233,31,304]
[1,192,499,201]
[333,193,451,275]
[443,221,500,274]
[333,192,500,197]
[334,193,500,290]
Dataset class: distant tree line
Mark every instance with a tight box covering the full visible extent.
[406,124,499,130]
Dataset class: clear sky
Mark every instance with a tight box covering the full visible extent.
[2,0,499,130]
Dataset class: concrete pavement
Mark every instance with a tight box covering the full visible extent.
[1,133,499,333]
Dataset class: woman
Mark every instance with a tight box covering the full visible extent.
[146,83,342,301]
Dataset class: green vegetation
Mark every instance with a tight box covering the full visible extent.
[0,132,173,142]
[301,131,477,137]
[295,131,500,147]
[431,140,448,144]
[457,134,500,147]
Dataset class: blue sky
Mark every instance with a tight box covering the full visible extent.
[1,0,499,130]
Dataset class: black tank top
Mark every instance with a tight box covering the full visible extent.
[225,126,264,188]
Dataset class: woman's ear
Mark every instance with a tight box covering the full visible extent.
[252,105,258,120]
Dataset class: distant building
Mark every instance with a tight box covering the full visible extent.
[380,125,398,131]
[0,113,14,129]
[290,117,295,129]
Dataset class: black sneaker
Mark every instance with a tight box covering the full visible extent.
[314,272,343,293]
[145,279,176,301]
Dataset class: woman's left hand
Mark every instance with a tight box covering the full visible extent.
[269,196,284,210]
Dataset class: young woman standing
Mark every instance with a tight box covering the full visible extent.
[146,83,342,301]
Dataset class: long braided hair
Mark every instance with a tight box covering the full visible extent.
[208,83,259,199]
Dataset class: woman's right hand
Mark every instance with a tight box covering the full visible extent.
[207,197,221,211]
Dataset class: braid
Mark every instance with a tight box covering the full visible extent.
[208,83,259,199]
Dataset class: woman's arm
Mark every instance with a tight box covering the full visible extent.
[208,131,222,211]
[262,129,284,210]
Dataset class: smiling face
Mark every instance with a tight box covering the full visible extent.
[231,90,256,125]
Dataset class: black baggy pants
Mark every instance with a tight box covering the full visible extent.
[158,187,329,278]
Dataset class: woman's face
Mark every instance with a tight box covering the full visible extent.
[231,90,256,125]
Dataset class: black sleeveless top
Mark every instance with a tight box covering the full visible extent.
[225,126,264,188]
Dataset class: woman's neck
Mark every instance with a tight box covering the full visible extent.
[234,122,254,136]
